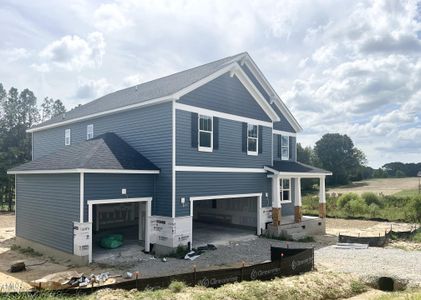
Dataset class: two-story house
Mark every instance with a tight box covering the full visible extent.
[9,52,331,265]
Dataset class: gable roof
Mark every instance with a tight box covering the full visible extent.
[28,52,301,132]
[265,161,332,176]
[8,133,159,174]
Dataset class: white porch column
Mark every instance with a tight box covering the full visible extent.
[145,200,151,253]
[294,177,302,223]
[319,176,327,218]
[271,175,281,225]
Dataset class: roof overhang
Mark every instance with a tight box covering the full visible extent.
[240,55,303,133]
[264,166,332,178]
[8,169,160,175]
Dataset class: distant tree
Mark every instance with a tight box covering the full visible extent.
[395,170,406,178]
[373,168,388,178]
[297,143,318,191]
[314,133,365,185]
[41,97,66,121]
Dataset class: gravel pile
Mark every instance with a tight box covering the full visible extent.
[315,245,421,286]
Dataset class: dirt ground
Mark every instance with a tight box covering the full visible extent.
[0,213,419,293]
[327,177,419,195]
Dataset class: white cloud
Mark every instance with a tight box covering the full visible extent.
[94,3,133,32]
[39,32,106,71]
[0,48,30,62]
[75,78,111,99]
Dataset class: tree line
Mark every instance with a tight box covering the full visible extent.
[0,83,66,211]
[298,133,421,188]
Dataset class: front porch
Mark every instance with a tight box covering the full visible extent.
[264,161,332,239]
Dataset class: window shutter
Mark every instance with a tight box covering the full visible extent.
[191,112,198,148]
[277,135,282,158]
[213,117,219,150]
[289,136,293,160]
[242,122,247,152]
[258,125,263,154]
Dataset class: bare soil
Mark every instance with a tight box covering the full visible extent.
[327,177,419,196]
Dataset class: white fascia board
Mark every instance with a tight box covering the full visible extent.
[175,103,273,127]
[8,169,160,175]
[190,193,262,201]
[87,197,152,205]
[242,56,303,133]
[27,97,173,133]
[173,62,280,123]
[264,166,332,178]
[273,130,297,137]
[175,166,266,173]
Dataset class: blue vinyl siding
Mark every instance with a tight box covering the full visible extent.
[83,173,156,221]
[16,174,79,254]
[179,73,271,122]
[241,64,296,133]
[175,172,271,216]
[33,103,172,217]
[176,110,271,168]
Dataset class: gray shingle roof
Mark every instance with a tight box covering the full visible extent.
[32,53,247,129]
[267,161,331,174]
[9,133,159,172]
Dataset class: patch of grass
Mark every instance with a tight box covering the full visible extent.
[374,289,421,300]
[10,245,43,257]
[393,189,420,198]
[297,236,315,243]
[166,244,189,259]
[350,280,368,294]
[410,228,421,243]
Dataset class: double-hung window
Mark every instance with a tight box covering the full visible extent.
[280,178,291,203]
[87,124,94,140]
[198,115,213,152]
[247,124,258,155]
[65,129,71,146]
[281,136,289,160]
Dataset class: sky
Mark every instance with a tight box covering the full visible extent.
[0,0,420,168]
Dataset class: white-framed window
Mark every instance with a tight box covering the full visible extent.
[65,129,71,146]
[87,124,94,140]
[198,114,213,152]
[280,178,291,203]
[281,135,289,160]
[247,123,258,156]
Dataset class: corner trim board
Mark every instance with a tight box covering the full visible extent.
[80,172,84,223]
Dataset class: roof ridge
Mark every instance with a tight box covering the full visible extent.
[78,138,108,168]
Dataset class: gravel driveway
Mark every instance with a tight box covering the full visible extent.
[316,245,421,286]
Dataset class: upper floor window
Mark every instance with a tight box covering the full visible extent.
[247,124,258,156]
[280,178,291,203]
[198,114,213,152]
[281,135,289,160]
[65,129,71,146]
[87,124,94,140]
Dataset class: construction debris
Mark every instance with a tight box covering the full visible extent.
[10,260,26,273]
[335,243,369,249]
[184,244,217,260]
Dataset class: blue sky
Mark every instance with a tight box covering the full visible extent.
[0,0,420,168]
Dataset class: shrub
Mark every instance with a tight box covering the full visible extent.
[169,281,186,293]
[361,192,382,207]
[395,170,406,178]
[347,198,368,216]
[405,195,421,223]
[368,203,379,218]
[337,193,360,209]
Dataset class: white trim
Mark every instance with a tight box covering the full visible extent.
[280,135,289,161]
[27,97,173,133]
[172,100,176,218]
[242,56,302,132]
[87,197,152,206]
[65,128,71,146]
[175,166,266,173]
[190,192,263,201]
[7,169,160,175]
[264,166,332,178]
[86,124,94,140]
[273,130,297,137]
[246,123,258,156]
[175,103,273,127]
[79,172,84,222]
[198,114,213,152]
[87,197,152,263]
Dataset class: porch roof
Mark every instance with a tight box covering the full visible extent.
[8,132,160,175]
[264,161,332,177]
